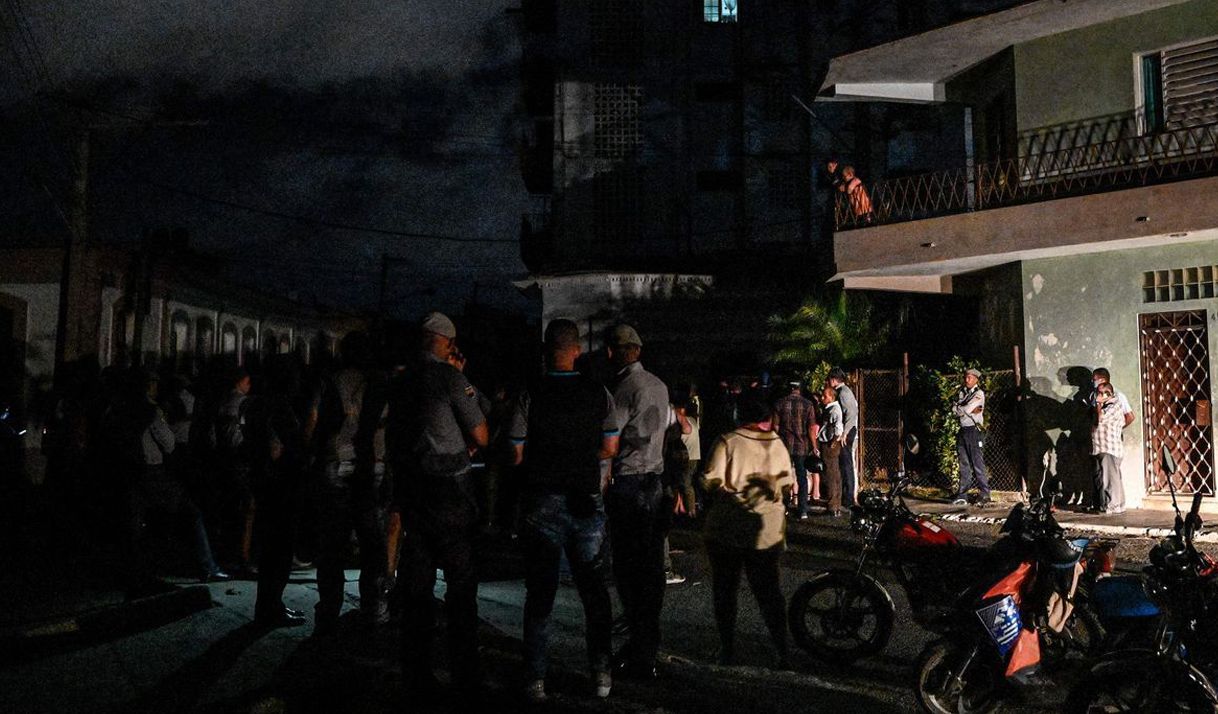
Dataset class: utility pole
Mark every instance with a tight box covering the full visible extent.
[51,118,206,376]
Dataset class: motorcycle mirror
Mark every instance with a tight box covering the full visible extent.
[1162,445,1178,476]
[903,434,920,455]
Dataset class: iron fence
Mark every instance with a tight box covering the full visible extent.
[857,368,903,490]
[836,118,1218,230]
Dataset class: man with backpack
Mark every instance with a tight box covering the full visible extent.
[312,331,390,635]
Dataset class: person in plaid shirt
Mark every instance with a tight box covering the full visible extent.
[1091,382,1126,514]
[773,382,818,519]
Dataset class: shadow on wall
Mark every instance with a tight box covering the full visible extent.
[1022,366,1097,504]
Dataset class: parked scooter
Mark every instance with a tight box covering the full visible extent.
[913,478,1111,713]
[789,434,978,661]
[1065,448,1218,713]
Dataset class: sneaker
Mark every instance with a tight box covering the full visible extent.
[951,497,968,506]
[1106,507,1126,515]
[799,513,809,521]
[665,571,686,586]
[593,671,612,699]
[524,679,547,705]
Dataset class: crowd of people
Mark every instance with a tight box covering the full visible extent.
[32,310,920,705]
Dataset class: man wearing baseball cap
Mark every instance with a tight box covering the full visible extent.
[390,311,489,694]
[951,368,989,506]
[604,323,673,679]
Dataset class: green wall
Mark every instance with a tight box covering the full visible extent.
[1014,0,1218,131]
[1016,239,1218,506]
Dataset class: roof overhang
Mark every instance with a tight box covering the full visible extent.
[819,0,1197,103]
[832,228,1218,294]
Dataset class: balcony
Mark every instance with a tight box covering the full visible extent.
[835,115,1218,231]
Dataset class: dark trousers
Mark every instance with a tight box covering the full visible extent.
[706,541,787,658]
[315,461,388,626]
[790,456,809,515]
[521,493,613,680]
[124,465,219,587]
[253,477,297,619]
[956,426,989,497]
[399,495,480,684]
[606,472,670,668]
[840,428,858,507]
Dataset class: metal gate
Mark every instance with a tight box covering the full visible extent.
[857,368,905,489]
[1140,310,1215,495]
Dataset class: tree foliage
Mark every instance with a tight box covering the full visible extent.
[766,292,890,387]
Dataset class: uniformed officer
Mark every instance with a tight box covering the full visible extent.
[390,312,489,693]
[604,323,672,679]
[951,368,989,506]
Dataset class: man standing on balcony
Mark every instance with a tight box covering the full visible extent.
[951,369,990,506]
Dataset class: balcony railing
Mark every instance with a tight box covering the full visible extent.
[836,116,1218,231]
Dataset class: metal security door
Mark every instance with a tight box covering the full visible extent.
[1140,310,1215,495]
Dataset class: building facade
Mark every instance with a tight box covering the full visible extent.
[0,245,358,474]
[823,0,1218,508]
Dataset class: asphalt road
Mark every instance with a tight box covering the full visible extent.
[4,513,1163,714]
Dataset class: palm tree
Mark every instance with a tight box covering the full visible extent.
[767,292,890,375]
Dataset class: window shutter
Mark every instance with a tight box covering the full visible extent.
[1162,37,1218,129]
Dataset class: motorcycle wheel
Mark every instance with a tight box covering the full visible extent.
[915,638,1001,714]
[1066,662,1218,713]
[788,572,894,662]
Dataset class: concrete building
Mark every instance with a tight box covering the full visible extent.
[823,0,1218,508]
[514,0,820,345]
[0,244,359,474]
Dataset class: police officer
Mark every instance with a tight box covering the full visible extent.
[951,368,990,506]
[390,312,489,693]
[605,323,672,679]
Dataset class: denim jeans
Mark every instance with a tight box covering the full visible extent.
[790,456,809,515]
[521,492,612,680]
[840,428,858,507]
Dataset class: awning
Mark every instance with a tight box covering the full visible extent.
[819,0,1196,103]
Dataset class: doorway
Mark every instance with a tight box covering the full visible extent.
[1139,310,1215,495]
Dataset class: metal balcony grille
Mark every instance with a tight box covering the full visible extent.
[836,117,1218,230]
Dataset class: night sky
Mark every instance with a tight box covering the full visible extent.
[1,0,532,319]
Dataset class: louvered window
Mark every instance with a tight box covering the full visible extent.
[1142,37,1218,133]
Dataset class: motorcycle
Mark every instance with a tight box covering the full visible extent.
[789,434,981,662]
[1065,448,1218,713]
[913,478,1115,714]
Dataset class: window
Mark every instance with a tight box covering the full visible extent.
[1140,37,1218,133]
[703,0,738,23]
[767,164,799,211]
[1144,266,1218,303]
[762,76,794,120]
[593,84,642,159]
[695,82,736,102]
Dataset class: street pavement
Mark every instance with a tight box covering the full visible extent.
[2,498,1199,714]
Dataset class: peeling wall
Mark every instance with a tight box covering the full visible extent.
[1019,239,1218,508]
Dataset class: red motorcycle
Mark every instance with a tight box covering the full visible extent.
[789,436,975,661]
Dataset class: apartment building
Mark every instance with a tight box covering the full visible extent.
[824,0,1218,507]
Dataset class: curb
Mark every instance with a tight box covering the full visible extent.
[0,585,213,663]
[931,510,1211,541]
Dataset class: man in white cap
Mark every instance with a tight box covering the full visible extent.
[605,323,672,679]
[951,368,989,506]
[390,311,489,695]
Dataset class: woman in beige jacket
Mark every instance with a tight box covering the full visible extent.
[701,391,794,667]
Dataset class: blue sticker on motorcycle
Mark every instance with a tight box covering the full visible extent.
[975,596,1022,656]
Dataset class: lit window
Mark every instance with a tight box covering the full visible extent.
[704,0,738,23]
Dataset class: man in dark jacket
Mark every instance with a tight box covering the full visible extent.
[508,319,620,703]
